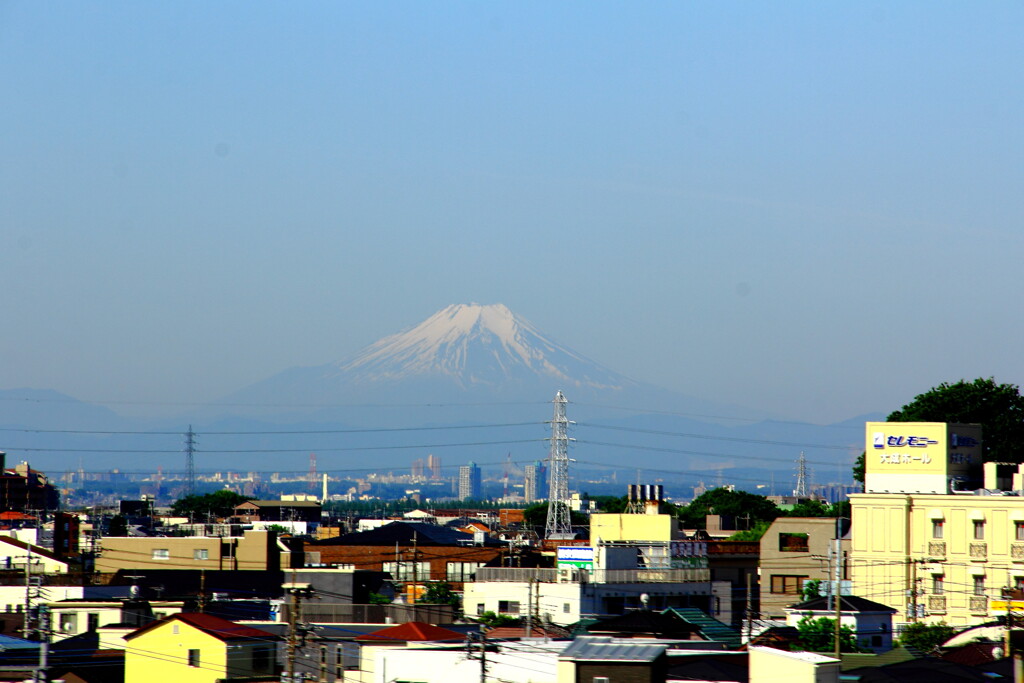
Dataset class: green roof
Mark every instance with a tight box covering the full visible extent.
[665,608,742,648]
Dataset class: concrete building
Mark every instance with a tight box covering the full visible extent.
[458,462,481,500]
[849,421,1024,628]
[96,529,290,573]
[758,517,849,619]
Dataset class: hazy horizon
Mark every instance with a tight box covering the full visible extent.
[4,4,1023,426]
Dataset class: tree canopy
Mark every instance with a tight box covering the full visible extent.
[898,621,955,653]
[171,490,254,520]
[854,377,1024,483]
[796,615,861,653]
[674,487,781,529]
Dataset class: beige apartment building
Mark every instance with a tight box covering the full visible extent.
[96,529,289,573]
[758,517,849,619]
[849,421,1024,627]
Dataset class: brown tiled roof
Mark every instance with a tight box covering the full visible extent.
[354,621,464,642]
[125,612,278,642]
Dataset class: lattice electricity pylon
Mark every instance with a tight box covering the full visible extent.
[184,426,197,496]
[545,391,575,539]
[794,451,809,498]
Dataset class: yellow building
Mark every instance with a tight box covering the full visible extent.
[589,512,679,544]
[124,612,277,683]
[850,421,1024,627]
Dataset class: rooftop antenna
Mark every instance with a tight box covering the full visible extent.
[545,391,575,539]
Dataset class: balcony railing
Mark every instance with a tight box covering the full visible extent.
[473,566,710,584]
[969,542,988,560]
[928,541,946,557]
[928,595,946,612]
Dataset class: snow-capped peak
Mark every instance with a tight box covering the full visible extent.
[327,303,627,390]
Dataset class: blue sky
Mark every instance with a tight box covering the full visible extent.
[2,3,1023,424]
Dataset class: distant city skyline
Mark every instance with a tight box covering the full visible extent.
[4,4,1024,425]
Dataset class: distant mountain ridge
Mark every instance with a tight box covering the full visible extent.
[219,303,759,424]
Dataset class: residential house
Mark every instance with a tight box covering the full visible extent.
[784,595,896,654]
[305,522,507,590]
[124,613,278,683]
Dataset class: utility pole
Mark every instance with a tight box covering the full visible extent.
[411,532,418,606]
[34,606,49,683]
[284,582,314,683]
[24,545,33,639]
[525,579,533,638]
[833,531,842,659]
[745,572,754,644]
[466,631,487,683]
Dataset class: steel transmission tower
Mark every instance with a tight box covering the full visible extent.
[794,451,809,498]
[184,426,197,496]
[545,391,575,539]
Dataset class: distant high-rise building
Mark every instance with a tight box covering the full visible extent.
[523,461,546,502]
[428,454,442,479]
[458,462,481,500]
[411,458,425,478]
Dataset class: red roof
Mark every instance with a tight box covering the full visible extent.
[126,612,278,642]
[0,511,36,520]
[355,621,465,642]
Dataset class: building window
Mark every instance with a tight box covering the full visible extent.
[932,520,944,539]
[172,624,179,635]
[446,562,484,582]
[193,549,209,561]
[564,602,571,613]
[770,575,809,595]
[382,561,430,582]
[1016,522,1024,541]
[973,575,986,596]
[1015,576,1024,592]
[974,521,986,540]
[152,549,170,560]
[932,575,945,595]
[476,603,485,615]
[87,613,99,632]
[778,533,809,552]
[498,600,520,615]
[188,649,200,667]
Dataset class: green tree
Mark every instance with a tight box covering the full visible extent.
[898,621,955,653]
[726,520,771,542]
[420,582,461,614]
[787,500,849,518]
[802,579,823,602]
[886,378,1024,462]
[477,611,519,628]
[522,502,588,529]
[796,614,861,653]
[368,592,392,605]
[676,488,780,529]
[853,378,1024,483]
[171,490,253,520]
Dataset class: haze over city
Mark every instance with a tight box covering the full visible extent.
[3,4,1024,426]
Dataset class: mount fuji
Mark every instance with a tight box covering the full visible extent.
[219,303,755,424]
